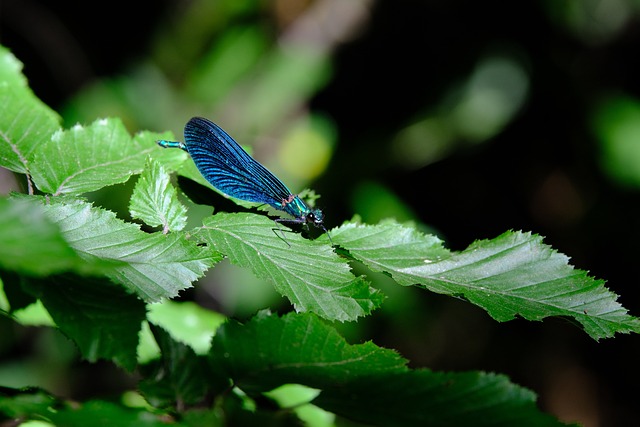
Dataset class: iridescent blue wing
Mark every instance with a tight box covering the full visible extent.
[183,117,294,211]
[158,117,331,244]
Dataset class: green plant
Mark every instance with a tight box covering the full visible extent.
[1,44,638,426]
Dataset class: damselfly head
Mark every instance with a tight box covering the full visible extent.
[306,209,325,227]
[306,208,333,245]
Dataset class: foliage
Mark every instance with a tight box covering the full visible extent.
[0,37,637,426]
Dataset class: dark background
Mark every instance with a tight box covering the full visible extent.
[2,1,640,425]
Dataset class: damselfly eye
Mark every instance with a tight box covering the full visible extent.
[307,210,324,226]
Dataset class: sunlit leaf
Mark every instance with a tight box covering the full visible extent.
[147,300,226,354]
[196,212,384,321]
[11,300,54,326]
[332,220,640,340]
[0,47,61,181]
[0,197,102,276]
[30,118,156,195]
[0,84,60,177]
[130,158,187,233]
[36,197,219,302]
[0,45,28,87]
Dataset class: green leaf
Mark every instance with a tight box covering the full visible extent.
[0,270,36,312]
[196,212,384,321]
[30,118,157,195]
[45,399,186,427]
[147,300,226,355]
[210,312,565,427]
[0,47,61,181]
[0,84,61,178]
[130,158,187,233]
[333,221,640,340]
[0,386,190,426]
[0,197,97,276]
[264,383,324,411]
[139,325,222,409]
[211,311,406,392]
[0,386,57,419]
[314,371,565,427]
[36,197,218,302]
[11,300,55,326]
[0,45,28,87]
[24,274,146,370]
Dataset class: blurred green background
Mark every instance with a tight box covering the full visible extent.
[2,0,640,425]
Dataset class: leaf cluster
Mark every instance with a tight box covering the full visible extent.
[0,44,636,425]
